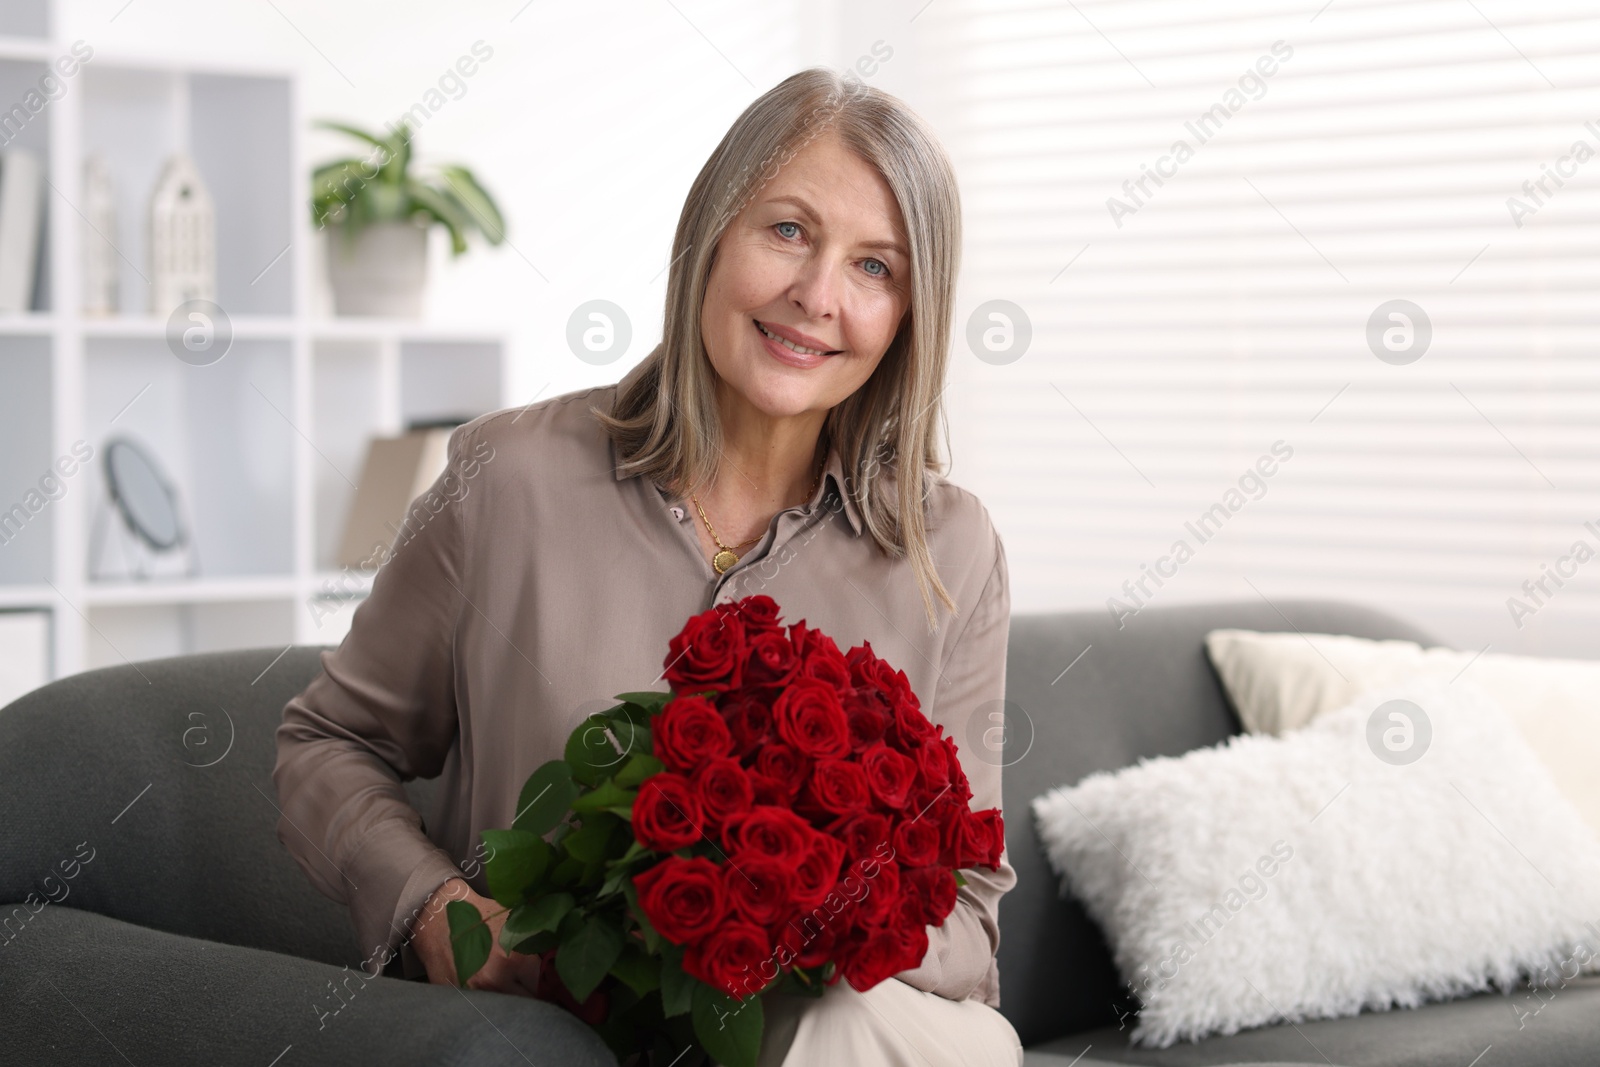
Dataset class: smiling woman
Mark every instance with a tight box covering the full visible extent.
[598,68,964,631]
[274,65,1021,1067]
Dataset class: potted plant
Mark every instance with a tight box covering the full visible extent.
[311,118,506,317]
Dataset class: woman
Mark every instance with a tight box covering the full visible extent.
[273,67,1020,1065]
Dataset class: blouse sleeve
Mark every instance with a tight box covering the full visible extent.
[894,523,1018,1003]
[271,420,485,973]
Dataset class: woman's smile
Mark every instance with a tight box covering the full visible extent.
[754,318,841,369]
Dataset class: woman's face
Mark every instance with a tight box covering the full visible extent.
[700,128,912,424]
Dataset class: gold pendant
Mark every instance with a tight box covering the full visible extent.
[712,548,739,574]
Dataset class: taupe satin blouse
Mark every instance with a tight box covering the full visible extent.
[272,358,1017,1005]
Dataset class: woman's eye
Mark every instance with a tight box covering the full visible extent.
[863,258,890,278]
[775,221,801,240]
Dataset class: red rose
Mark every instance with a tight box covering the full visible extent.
[892,817,940,868]
[664,608,745,694]
[892,697,936,749]
[724,854,795,926]
[950,808,1005,870]
[634,856,727,943]
[788,619,838,661]
[746,773,789,807]
[860,743,916,810]
[753,743,809,799]
[808,758,871,816]
[719,689,774,757]
[726,594,784,635]
[773,678,850,758]
[791,917,839,970]
[724,805,812,866]
[632,773,704,852]
[683,921,773,999]
[692,757,753,828]
[844,640,884,687]
[801,643,852,691]
[792,832,846,907]
[852,856,901,927]
[831,812,891,861]
[902,865,958,926]
[844,688,890,747]
[913,732,954,796]
[890,896,931,963]
[653,695,734,772]
[839,926,915,992]
[744,630,800,688]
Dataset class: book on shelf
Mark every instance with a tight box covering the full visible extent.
[0,149,44,314]
[0,609,51,707]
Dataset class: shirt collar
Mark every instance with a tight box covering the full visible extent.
[605,361,864,537]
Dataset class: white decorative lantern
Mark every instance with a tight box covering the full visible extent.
[148,152,215,315]
[82,153,119,317]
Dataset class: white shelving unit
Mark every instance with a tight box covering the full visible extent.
[0,1,510,680]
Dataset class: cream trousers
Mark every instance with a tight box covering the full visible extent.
[757,977,1025,1067]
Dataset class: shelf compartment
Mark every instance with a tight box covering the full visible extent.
[84,336,294,580]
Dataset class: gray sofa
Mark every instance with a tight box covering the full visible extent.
[2,598,1596,1065]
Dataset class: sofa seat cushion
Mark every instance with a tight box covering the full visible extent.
[1022,976,1600,1067]
[1,904,617,1067]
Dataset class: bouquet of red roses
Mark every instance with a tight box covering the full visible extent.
[449,594,1004,1067]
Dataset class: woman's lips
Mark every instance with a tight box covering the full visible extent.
[754,318,835,369]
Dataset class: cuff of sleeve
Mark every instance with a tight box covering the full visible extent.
[345,821,463,980]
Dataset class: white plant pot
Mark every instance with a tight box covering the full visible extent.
[326,219,429,318]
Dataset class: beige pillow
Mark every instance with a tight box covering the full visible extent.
[1204,628,1600,838]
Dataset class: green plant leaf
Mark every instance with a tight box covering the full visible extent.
[608,942,662,997]
[614,751,664,788]
[658,945,694,1018]
[565,812,624,864]
[692,982,763,1067]
[570,779,637,814]
[566,714,624,787]
[556,912,625,1003]
[446,900,492,986]
[614,691,672,715]
[500,892,575,953]
[513,761,579,837]
[481,829,553,907]
[438,164,506,243]
[954,870,968,888]
[403,178,470,255]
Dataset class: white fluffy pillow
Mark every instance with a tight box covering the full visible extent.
[1031,677,1600,1049]
[1204,628,1600,837]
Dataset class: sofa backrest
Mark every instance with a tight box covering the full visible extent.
[995,598,1440,1047]
[0,646,372,969]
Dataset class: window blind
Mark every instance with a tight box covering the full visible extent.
[919,0,1600,656]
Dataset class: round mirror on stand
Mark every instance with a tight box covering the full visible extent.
[89,436,200,581]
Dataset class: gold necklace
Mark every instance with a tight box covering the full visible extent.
[691,461,823,575]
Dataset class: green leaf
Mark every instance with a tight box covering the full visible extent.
[445,900,492,986]
[567,715,625,787]
[403,179,468,255]
[556,912,626,1003]
[614,690,672,715]
[607,717,653,761]
[438,164,506,243]
[500,892,575,953]
[571,779,638,814]
[480,829,552,907]
[549,854,586,888]
[622,879,662,955]
[614,752,665,788]
[513,761,579,837]
[954,870,968,888]
[609,943,661,997]
[565,812,624,864]
[658,945,694,1018]
[692,982,764,1067]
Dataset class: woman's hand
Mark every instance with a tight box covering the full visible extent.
[412,877,544,996]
